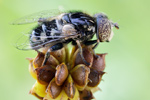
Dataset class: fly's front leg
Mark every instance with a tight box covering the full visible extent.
[83,40,97,46]
[76,40,90,66]
[92,39,100,49]
[84,40,99,59]
[92,39,100,58]
[42,43,63,66]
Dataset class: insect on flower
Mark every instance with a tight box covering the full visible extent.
[12,10,119,66]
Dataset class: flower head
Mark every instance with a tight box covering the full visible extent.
[27,45,106,100]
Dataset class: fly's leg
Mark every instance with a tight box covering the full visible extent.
[92,39,100,58]
[92,39,100,49]
[76,40,90,66]
[83,40,97,46]
[42,43,63,66]
[84,40,99,58]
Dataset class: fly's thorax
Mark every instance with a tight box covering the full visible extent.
[62,24,76,35]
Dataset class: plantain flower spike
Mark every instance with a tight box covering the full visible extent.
[27,45,107,100]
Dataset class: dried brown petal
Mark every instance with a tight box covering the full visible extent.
[46,78,62,99]
[64,75,75,99]
[71,64,90,91]
[55,63,68,86]
[50,48,66,63]
[33,52,45,68]
[36,65,56,85]
[88,69,105,87]
[72,47,93,68]
[46,55,59,67]
[79,89,94,100]
[92,53,107,72]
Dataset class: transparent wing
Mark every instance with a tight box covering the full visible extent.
[15,30,80,50]
[11,9,62,25]
[14,28,35,50]
[15,34,61,50]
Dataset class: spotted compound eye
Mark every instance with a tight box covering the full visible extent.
[96,17,112,42]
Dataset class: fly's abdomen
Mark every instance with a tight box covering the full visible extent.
[30,19,60,48]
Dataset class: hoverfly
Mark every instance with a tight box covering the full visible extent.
[12,10,119,66]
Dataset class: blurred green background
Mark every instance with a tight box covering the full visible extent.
[0,0,150,100]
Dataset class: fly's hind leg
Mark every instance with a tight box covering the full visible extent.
[76,40,90,66]
[42,43,63,66]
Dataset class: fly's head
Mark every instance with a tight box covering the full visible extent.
[95,13,119,42]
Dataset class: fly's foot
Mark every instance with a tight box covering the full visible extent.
[83,59,90,66]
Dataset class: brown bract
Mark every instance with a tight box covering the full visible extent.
[79,89,94,100]
[46,78,62,99]
[36,65,56,85]
[28,45,107,100]
[91,53,107,72]
[55,63,68,86]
